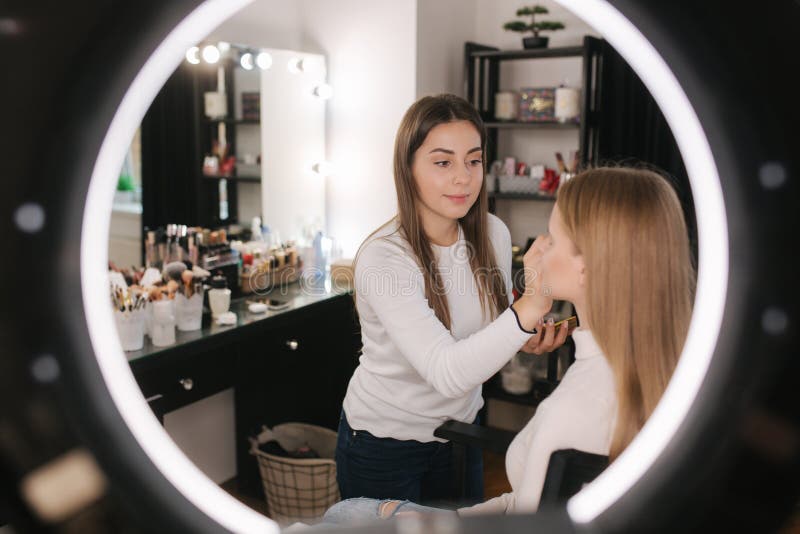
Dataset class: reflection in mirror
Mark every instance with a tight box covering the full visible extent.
[105,0,697,529]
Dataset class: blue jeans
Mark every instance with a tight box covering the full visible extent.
[335,410,484,506]
[321,497,456,525]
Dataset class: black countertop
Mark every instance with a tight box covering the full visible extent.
[125,276,353,364]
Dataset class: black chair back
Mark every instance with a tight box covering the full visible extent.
[539,449,609,505]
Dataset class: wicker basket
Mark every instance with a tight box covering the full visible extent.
[249,423,340,524]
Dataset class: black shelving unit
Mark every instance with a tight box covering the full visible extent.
[464,36,604,213]
[196,59,263,226]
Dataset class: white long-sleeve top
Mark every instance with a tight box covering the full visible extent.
[342,213,534,443]
[458,328,617,516]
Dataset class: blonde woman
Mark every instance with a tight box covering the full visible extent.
[324,166,695,523]
[334,94,570,505]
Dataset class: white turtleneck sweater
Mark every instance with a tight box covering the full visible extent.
[458,327,617,515]
[342,213,535,443]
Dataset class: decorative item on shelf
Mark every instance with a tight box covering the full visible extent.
[241,91,260,121]
[204,91,227,119]
[494,91,518,121]
[503,156,516,176]
[503,5,565,49]
[519,87,556,122]
[538,167,560,195]
[219,155,236,176]
[202,155,219,176]
[555,83,581,124]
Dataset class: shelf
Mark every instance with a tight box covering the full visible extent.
[203,174,261,183]
[471,45,584,61]
[203,118,260,125]
[484,120,579,130]
[489,192,557,202]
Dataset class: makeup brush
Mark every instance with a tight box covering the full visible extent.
[554,152,566,173]
[163,261,187,282]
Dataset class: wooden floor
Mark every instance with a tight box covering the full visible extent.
[221,449,511,519]
[483,449,512,498]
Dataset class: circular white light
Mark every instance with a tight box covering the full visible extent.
[80,0,727,531]
[81,0,278,532]
[313,83,333,100]
[201,44,220,64]
[239,52,254,71]
[287,57,304,74]
[552,0,729,525]
[255,51,272,70]
[185,46,200,65]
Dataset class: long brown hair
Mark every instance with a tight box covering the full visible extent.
[557,167,696,461]
[353,94,508,330]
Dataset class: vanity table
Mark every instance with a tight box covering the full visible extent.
[126,278,362,497]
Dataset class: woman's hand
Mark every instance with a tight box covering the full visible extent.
[520,317,573,354]
[511,235,554,331]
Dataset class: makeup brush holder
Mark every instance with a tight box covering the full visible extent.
[150,299,176,346]
[114,309,145,352]
[175,290,204,331]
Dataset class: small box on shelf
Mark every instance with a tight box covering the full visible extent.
[498,174,542,195]
[519,87,556,122]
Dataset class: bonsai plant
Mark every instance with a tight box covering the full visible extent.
[504,5,565,49]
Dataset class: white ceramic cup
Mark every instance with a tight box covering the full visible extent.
[114,309,145,351]
[150,299,176,346]
[208,288,231,317]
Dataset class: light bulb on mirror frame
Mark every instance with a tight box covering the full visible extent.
[240,52,254,71]
[311,161,334,177]
[287,57,304,74]
[202,44,220,64]
[185,46,200,65]
[256,51,272,70]
[312,83,333,100]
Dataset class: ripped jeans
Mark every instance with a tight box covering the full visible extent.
[321,497,457,525]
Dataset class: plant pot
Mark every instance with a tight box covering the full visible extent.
[523,36,549,49]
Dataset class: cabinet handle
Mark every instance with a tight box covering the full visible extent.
[179,378,194,391]
[286,339,299,351]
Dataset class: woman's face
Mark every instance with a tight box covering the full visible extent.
[539,203,586,303]
[411,120,484,223]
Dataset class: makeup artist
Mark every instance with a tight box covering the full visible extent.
[335,94,570,505]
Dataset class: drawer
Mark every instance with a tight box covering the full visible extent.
[134,347,235,415]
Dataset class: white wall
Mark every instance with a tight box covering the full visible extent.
[416,0,477,98]
[299,0,418,258]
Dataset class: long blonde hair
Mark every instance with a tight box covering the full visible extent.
[557,167,696,461]
[354,94,508,330]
